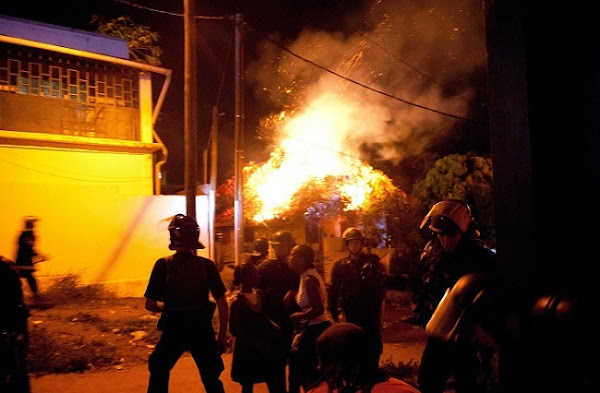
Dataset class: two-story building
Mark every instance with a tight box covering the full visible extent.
[0,15,211,296]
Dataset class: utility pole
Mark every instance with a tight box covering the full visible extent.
[184,0,197,220]
[209,106,218,260]
[233,13,245,266]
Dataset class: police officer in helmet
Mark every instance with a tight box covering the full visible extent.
[1,256,31,393]
[328,227,386,373]
[144,214,228,393]
[415,200,496,393]
[256,230,300,392]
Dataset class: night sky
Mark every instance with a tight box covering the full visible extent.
[1,0,490,191]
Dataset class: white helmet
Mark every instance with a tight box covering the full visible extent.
[420,200,473,234]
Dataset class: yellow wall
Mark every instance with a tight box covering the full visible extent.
[0,145,211,297]
[0,145,154,195]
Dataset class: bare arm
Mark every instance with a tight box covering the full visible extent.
[290,275,324,325]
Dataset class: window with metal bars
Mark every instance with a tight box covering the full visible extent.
[0,47,139,108]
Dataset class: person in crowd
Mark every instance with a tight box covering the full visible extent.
[256,230,300,392]
[414,200,496,393]
[407,235,446,327]
[14,216,45,297]
[328,227,386,372]
[0,255,31,393]
[230,261,286,393]
[247,237,269,266]
[144,214,228,393]
[308,322,421,393]
[286,244,332,393]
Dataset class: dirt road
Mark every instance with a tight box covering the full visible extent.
[30,341,425,393]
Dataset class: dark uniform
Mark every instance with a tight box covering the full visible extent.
[328,251,386,368]
[415,200,497,393]
[247,237,268,266]
[15,229,38,296]
[0,257,30,393]
[257,256,299,391]
[409,239,446,327]
[144,252,227,393]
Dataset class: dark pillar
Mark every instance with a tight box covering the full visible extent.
[486,1,598,392]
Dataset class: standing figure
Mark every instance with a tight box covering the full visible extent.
[415,200,496,393]
[0,256,31,393]
[286,244,332,393]
[257,230,300,392]
[14,217,42,297]
[408,238,445,327]
[144,214,228,393]
[230,262,286,393]
[328,227,386,372]
[247,237,269,266]
[308,322,421,393]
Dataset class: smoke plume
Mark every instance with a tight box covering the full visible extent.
[247,0,486,165]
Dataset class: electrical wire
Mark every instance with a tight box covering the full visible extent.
[358,32,471,104]
[0,157,149,183]
[259,33,474,122]
[112,0,477,123]
[113,0,233,20]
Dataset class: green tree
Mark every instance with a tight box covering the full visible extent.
[91,15,163,65]
[412,152,495,246]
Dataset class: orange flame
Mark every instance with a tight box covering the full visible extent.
[246,93,397,223]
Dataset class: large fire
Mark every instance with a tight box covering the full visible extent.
[246,92,398,223]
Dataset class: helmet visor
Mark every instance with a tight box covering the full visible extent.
[429,215,461,235]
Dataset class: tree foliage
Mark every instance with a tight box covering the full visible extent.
[412,152,495,246]
[91,15,163,65]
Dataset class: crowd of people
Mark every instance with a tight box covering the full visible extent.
[1,199,498,393]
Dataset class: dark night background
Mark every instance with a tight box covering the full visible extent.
[1,0,490,192]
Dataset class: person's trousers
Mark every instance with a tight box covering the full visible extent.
[147,320,224,393]
[288,321,331,393]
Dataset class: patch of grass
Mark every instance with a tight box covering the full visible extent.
[42,274,116,307]
[380,357,420,388]
[385,290,414,309]
[64,312,161,345]
[27,326,117,375]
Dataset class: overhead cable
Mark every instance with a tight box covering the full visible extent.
[259,34,474,122]
[113,0,233,20]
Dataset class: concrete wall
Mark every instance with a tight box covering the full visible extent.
[0,145,154,195]
[0,148,210,296]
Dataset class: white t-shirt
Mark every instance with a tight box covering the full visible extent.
[295,267,330,325]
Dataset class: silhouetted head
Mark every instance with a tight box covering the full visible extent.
[316,323,381,393]
[168,214,204,250]
[289,244,315,274]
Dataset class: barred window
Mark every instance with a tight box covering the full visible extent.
[0,47,139,108]
[0,45,141,140]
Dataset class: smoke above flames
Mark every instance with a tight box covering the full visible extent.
[247,0,486,164]
[244,0,486,222]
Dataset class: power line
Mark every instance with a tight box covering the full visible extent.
[258,34,474,122]
[112,1,476,123]
[359,32,471,104]
[113,0,233,20]
[0,158,148,183]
